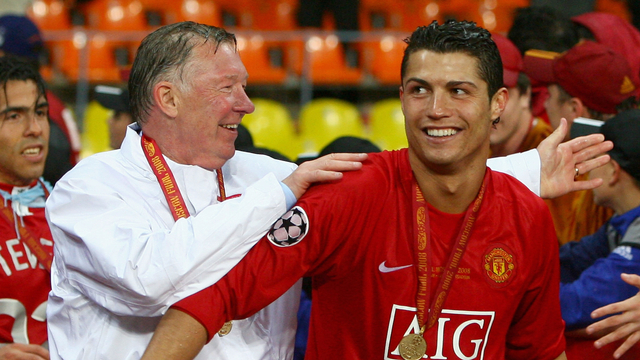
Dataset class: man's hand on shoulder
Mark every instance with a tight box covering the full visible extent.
[283,153,367,199]
[0,343,49,360]
[538,118,613,199]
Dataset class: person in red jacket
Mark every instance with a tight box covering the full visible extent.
[0,55,52,359]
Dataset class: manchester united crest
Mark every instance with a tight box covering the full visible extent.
[483,247,515,285]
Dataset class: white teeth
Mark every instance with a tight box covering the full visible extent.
[23,148,40,155]
[427,128,458,137]
[220,124,239,129]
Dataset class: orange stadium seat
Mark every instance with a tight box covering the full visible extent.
[360,0,411,31]
[287,34,363,85]
[138,0,222,26]
[298,98,365,154]
[363,34,406,85]
[403,0,446,30]
[26,0,72,30]
[236,34,288,84]
[438,0,483,25]
[51,33,121,82]
[243,0,298,30]
[83,0,148,31]
[210,0,253,28]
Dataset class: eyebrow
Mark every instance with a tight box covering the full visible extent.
[405,77,478,90]
[0,101,49,117]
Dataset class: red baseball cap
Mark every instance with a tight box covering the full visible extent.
[492,33,523,88]
[572,12,640,94]
[523,41,637,114]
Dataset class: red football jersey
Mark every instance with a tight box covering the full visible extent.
[0,182,53,346]
[176,149,565,360]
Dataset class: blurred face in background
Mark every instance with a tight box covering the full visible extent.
[108,111,133,149]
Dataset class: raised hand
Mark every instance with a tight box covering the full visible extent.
[538,118,613,199]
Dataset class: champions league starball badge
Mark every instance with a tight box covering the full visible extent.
[267,206,309,247]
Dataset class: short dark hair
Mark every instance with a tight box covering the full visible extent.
[401,20,503,100]
[508,6,579,55]
[0,55,46,103]
[129,21,237,124]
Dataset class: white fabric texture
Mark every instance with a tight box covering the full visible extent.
[46,126,299,360]
[487,149,541,195]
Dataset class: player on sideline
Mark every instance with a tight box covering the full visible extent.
[0,55,51,359]
[142,21,571,360]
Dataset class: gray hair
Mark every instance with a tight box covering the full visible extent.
[128,22,236,124]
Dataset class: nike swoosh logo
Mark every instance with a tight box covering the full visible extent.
[379,261,413,273]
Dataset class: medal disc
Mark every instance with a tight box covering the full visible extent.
[398,333,427,360]
[218,321,233,336]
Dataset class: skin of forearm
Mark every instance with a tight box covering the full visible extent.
[141,308,207,360]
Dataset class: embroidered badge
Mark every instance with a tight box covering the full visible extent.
[268,206,309,247]
[483,247,515,285]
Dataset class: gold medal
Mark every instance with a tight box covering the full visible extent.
[398,333,427,360]
[218,321,233,336]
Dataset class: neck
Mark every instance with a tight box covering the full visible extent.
[141,121,225,170]
[409,153,487,214]
[490,112,532,157]
[612,183,640,215]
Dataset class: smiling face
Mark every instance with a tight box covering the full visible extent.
[172,42,254,170]
[0,80,49,186]
[401,50,506,172]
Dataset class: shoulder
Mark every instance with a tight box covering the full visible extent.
[298,150,409,210]
[487,169,549,218]
[59,150,122,181]
[335,149,408,187]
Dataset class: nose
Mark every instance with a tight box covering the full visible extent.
[24,112,44,137]
[426,91,450,119]
[234,87,255,114]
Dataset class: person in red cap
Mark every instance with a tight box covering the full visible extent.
[572,12,640,99]
[507,6,580,122]
[523,40,638,245]
[490,33,553,157]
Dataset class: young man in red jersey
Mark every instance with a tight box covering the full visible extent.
[0,55,51,359]
[142,21,572,360]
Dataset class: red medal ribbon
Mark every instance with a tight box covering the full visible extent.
[411,170,488,333]
[0,179,53,272]
[141,134,228,219]
[141,134,232,336]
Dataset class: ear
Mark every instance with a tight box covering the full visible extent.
[490,87,508,122]
[399,85,405,112]
[153,81,179,118]
[570,97,586,118]
[609,159,622,186]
